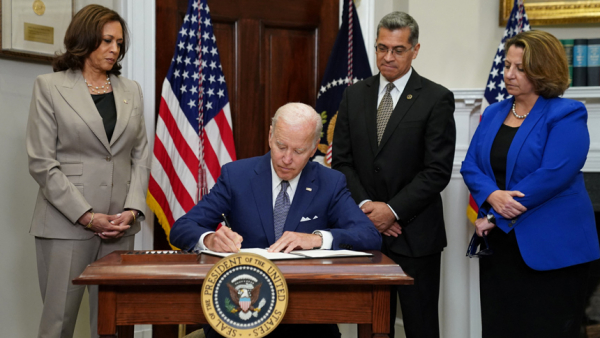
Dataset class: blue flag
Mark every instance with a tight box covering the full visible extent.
[484,0,531,105]
[313,0,372,167]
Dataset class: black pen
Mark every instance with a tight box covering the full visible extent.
[221,213,240,252]
[221,213,232,229]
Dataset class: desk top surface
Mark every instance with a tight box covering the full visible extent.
[73,250,413,286]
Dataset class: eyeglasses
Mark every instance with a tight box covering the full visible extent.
[375,44,414,57]
[466,232,494,258]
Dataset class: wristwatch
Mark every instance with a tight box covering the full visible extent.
[486,213,496,225]
[312,230,323,249]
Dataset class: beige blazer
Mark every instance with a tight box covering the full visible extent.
[27,69,150,239]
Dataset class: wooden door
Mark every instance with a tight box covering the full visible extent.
[156,0,338,159]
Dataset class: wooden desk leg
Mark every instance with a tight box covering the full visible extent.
[358,286,391,338]
[358,324,373,338]
[98,286,117,338]
[371,285,390,338]
[117,325,134,338]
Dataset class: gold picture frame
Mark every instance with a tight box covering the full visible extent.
[0,0,75,63]
[500,0,600,26]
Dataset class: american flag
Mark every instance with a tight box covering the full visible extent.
[147,0,236,247]
[467,0,530,224]
[484,0,531,105]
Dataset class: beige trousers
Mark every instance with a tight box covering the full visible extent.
[35,235,134,338]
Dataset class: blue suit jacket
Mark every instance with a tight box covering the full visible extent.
[461,96,599,271]
[170,153,382,252]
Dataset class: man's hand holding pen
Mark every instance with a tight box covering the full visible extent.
[203,214,243,252]
[204,226,243,252]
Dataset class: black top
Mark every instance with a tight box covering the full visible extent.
[490,123,519,191]
[92,92,117,142]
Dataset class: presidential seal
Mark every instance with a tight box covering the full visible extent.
[201,253,288,338]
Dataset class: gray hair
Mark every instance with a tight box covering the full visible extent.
[376,11,419,46]
[271,102,322,148]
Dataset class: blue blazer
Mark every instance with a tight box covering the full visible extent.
[461,96,599,271]
[170,153,382,252]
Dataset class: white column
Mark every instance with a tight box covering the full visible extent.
[119,1,156,337]
[441,89,484,338]
[119,0,156,253]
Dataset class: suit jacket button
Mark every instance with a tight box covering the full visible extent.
[374,167,380,173]
[105,156,112,162]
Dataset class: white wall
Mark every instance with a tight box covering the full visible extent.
[0,59,60,338]
[412,0,600,89]
[0,58,95,337]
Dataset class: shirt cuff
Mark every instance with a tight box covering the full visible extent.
[193,231,215,252]
[319,230,333,249]
[387,204,399,220]
[358,199,372,208]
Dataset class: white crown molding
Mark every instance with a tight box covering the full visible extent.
[451,87,600,173]
[451,87,600,100]
[564,86,600,99]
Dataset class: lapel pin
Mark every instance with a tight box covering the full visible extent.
[407,94,413,100]
[124,99,128,104]
[306,187,312,192]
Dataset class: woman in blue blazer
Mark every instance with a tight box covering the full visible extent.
[461,30,599,337]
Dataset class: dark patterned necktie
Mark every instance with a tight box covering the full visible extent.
[376,82,395,145]
[273,180,290,240]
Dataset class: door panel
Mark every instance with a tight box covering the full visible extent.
[263,27,317,149]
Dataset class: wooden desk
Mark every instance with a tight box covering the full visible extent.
[73,251,413,338]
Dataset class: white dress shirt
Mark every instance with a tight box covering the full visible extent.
[377,68,412,109]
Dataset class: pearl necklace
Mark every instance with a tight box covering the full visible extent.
[512,103,528,119]
[85,76,111,94]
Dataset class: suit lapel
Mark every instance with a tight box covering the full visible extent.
[55,69,111,153]
[251,154,276,244]
[109,74,133,146]
[376,70,420,155]
[364,76,381,155]
[283,163,318,233]
[505,96,549,186]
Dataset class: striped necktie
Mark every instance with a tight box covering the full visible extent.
[376,82,395,144]
[273,180,290,240]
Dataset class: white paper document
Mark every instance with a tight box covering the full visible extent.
[201,248,372,260]
[290,249,372,258]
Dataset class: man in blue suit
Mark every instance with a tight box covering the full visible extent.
[170,103,381,338]
[171,102,381,255]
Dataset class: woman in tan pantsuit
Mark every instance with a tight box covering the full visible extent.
[26,5,149,338]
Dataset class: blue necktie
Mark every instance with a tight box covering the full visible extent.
[274,180,290,240]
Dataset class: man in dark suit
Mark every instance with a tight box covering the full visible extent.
[170,102,381,338]
[332,12,456,338]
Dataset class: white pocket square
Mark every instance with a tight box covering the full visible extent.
[300,217,311,222]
